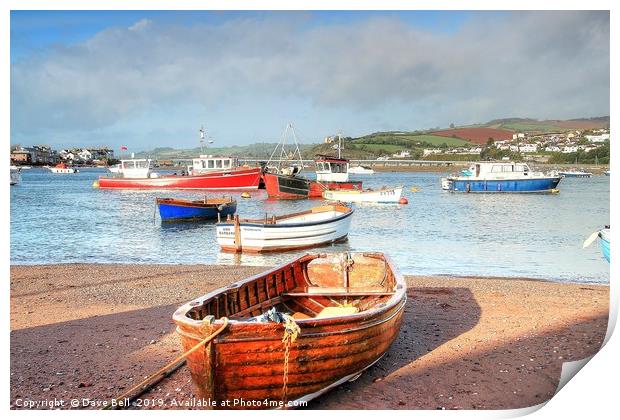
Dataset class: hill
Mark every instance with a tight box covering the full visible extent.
[483,116,609,132]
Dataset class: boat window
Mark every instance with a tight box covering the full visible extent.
[208,160,214,169]
[201,160,207,169]
[223,159,230,168]
[317,162,324,171]
[475,165,480,176]
[122,161,133,169]
[503,165,514,172]
[216,159,223,168]
[491,165,502,173]
[136,160,149,169]
[515,164,524,172]
[332,163,347,174]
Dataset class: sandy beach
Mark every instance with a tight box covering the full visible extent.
[10,264,608,410]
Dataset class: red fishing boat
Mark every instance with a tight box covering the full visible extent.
[173,252,406,409]
[262,126,361,199]
[94,156,262,190]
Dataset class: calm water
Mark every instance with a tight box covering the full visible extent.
[10,168,610,283]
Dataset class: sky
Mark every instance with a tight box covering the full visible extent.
[10,10,610,150]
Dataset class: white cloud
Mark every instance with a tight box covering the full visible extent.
[10,11,610,146]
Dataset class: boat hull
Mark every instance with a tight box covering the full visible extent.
[157,199,236,222]
[173,252,407,409]
[50,168,78,174]
[447,177,561,193]
[217,206,353,253]
[323,187,403,203]
[97,167,262,190]
[263,172,362,199]
[599,230,610,262]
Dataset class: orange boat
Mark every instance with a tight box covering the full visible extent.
[173,252,406,409]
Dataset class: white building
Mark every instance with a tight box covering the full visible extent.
[545,146,561,152]
[562,146,579,153]
[422,148,443,157]
[519,144,538,153]
[392,150,411,158]
[78,149,93,161]
[585,134,610,143]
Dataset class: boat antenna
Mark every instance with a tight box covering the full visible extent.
[199,125,206,154]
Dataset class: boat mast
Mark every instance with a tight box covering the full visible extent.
[266,123,304,172]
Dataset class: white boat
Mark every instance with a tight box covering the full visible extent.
[557,170,592,178]
[49,163,79,174]
[10,166,21,185]
[348,165,375,175]
[323,186,403,203]
[107,163,122,174]
[216,204,353,253]
[604,170,610,176]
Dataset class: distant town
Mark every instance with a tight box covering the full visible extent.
[9,118,610,167]
[10,145,116,166]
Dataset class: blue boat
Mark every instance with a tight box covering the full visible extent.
[441,162,562,193]
[157,197,236,222]
[599,228,610,263]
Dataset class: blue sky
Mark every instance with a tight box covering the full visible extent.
[10,10,610,151]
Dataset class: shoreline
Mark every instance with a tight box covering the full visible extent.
[9,262,609,286]
[10,263,609,410]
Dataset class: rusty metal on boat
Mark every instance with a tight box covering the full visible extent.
[173,252,406,409]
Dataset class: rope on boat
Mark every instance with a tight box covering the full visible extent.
[281,314,301,406]
[102,317,229,410]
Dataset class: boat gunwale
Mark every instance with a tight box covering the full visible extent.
[324,186,403,195]
[156,197,237,208]
[217,205,353,228]
[173,252,406,331]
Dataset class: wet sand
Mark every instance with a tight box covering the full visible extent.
[10,264,608,410]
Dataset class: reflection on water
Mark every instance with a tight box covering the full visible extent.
[10,167,610,283]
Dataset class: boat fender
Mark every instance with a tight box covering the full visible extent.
[92,180,100,189]
[241,192,251,199]
[217,204,225,212]
[399,197,409,205]
[466,183,471,193]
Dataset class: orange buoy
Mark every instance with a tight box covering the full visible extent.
[398,197,409,205]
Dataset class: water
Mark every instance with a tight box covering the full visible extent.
[10,168,610,283]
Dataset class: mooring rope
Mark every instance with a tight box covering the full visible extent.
[281,314,301,406]
[102,317,229,410]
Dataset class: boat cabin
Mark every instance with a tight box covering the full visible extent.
[189,155,239,175]
[315,155,350,183]
[120,159,152,178]
[464,162,532,178]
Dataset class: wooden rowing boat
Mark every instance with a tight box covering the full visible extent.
[156,197,236,222]
[173,252,406,409]
[216,204,353,253]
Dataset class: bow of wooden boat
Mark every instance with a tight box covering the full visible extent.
[173,252,406,408]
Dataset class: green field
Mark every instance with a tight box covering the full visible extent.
[352,133,470,147]
[498,123,565,132]
[407,134,471,146]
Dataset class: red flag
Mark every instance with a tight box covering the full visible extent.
[120,146,128,151]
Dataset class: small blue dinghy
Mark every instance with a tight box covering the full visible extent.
[583,225,610,263]
[157,197,236,222]
[599,228,610,263]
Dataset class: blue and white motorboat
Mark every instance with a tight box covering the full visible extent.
[441,162,562,193]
